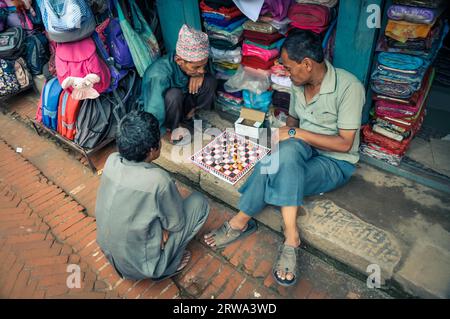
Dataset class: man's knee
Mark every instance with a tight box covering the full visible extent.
[164,88,184,107]
[185,192,210,220]
[278,139,311,167]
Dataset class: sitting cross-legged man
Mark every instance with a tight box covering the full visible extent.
[204,30,366,287]
[96,110,210,281]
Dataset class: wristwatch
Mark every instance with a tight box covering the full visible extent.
[288,127,296,138]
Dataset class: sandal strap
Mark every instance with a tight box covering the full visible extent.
[274,244,298,273]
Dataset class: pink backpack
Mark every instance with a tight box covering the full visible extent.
[55,37,111,95]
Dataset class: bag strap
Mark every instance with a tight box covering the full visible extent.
[61,91,69,116]
[113,0,126,22]
[43,78,54,108]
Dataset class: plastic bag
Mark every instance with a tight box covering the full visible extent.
[224,66,271,95]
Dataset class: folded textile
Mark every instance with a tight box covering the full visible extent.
[242,43,279,61]
[204,0,236,10]
[259,16,291,34]
[217,90,244,106]
[211,46,242,64]
[210,38,241,50]
[271,74,292,87]
[392,0,445,9]
[288,3,331,34]
[201,8,243,20]
[203,15,245,27]
[272,83,291,93]
[272,90,291,109]
[386,19,434,43]
[243,39,285,51]
[242,55,277,70]
[204,17,247,32]
[295,0,338,8]
[260,0,292,22]
[243,29,285,45]
[387,4,439,25]
[243,20,278,34]
[360,143,403,166]
[270,62,290,76]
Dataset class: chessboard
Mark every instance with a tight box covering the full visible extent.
[190,131,271,185]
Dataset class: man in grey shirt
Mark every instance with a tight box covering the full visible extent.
[95,110,210,281]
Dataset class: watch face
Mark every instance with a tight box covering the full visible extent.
[288,128,296,137]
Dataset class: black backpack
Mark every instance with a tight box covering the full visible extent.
[24,32,50,75]
[74,70,141,149]
[0,27,25,60]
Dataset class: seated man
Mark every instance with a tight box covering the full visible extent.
[142,24,217,145]
[204,30,365,287]
[96,110,210,281]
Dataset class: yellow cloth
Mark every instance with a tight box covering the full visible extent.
[385,20,433,43]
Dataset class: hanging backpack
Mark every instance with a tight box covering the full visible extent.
[105,18,134,69]
[41,77,62,131]
[0,58,21,99]
[0,8,8,32]
[57,90,81,140]
[114,0,160,77]
[74,70,141,149]
[24,32,49,75]
[55,37,111,96]
[36,0,96,43]
[13,57,32,88]
[0,27,25,60]
[92,30,127,92]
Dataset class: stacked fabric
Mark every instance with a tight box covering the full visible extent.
[200,0,247,114]
[363,0,449,166]
[288,0,338,35]
[270,61,291,110]
[241,19,285,70]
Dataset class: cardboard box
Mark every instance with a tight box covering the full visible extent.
[234,107,265,139]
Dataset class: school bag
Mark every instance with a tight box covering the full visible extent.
[92,30,127,92]
[57,90,81,140]
[0,27,25,60]
[74,70,141,148]
[55,36,111,96]
[36,0,96,43]
[105,18,134,69]
[0,58,21,99]
[24,32,49,75]
[41,77,62,131]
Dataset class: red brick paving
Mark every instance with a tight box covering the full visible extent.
[0,94,379,299]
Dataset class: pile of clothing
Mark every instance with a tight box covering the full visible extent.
[362,0,449,166]
[288,0,338,35]
[200,0,247,114]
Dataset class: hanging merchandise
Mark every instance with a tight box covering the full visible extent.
[0,58,21,98]
[105,18,134,69]
[0,27,25,60]
[57,90,81,140]
[0,7,7,32]
[36,0,96,43]
[41,77,63,131]
[74,70,141,148]
[23,32,49,75]
[55,37,111,99]
[113,0,160,77]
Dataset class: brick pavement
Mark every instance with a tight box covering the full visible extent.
[0,94,389,299]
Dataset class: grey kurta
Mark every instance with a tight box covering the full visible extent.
[95,152,209,280]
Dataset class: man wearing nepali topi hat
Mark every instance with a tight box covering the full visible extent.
[142,24,217,145]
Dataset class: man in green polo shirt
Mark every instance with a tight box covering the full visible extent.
[204,30,365,287]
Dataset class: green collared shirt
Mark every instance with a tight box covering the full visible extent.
[289,60,365,164]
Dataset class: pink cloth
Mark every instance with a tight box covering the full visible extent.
[242,43,279,62]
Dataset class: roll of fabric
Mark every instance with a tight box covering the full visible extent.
[260,0,293,22]
[386,19,433,43]
[295,0,338,8]
[288,3,331,34]
[243,20,278,34]
[387,4,439,25]
[243,29,284,45]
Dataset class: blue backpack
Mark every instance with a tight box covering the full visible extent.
[42,77,63,131]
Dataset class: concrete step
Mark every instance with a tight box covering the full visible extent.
[153,110,450,299]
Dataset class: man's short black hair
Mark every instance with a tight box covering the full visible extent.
[282,29,324,63]
[116,110,160,162]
